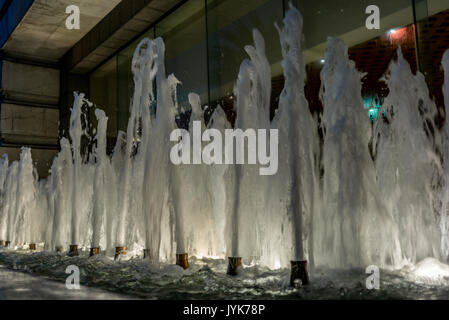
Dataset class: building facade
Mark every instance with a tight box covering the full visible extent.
[1,0,449,177]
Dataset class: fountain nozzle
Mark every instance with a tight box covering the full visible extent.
[29,243,36,251]
[227,257,242,276]
[114,246,126,261]
[290,260,309,287]
[176,253,189,269]
[89,247,100,256]
[143,249,150,259]
[68,244,79,256]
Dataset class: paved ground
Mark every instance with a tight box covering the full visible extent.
[0,264,135,300]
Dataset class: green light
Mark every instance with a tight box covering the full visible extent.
[364,95,383,121]
[369,108,378,121]
[363,97,372,109]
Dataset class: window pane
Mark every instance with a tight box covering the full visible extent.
[90,56,117,138]
[155,0,208,111]
[416,1,449,126]
[297,0,413,60]
[206,0,283,122]
[294,0,416,114]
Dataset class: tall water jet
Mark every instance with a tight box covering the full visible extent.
[4,162,18,247]
[0,155,9,244]
[50,138,73,252]
[68,93,89,254]
[173,93,217,262]
[273,4,318,284]
[107,132,125,251]
[142,37,179,263]
[13,148,37,247]
[31,178,49,250]
[441,49,449,262]
[43,174,55,251]
[90,109,108,255]
[116,46,146,252]
[318,37,400,268]
[39,178,53,251]
[374,46,443,266]
[228,28,271,271]
[167,80,187,265]
[205,104,232,257]
[129,38,157,259]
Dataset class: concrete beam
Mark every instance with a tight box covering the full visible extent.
[0,49,59,69]
[0,103,59,145]
[2,0,121,63]
[1,60,59,107]
[62,0,183,74]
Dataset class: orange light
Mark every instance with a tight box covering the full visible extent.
[388,27,407,43]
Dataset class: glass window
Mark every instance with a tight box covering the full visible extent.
[88,0,449,133]
[293,0,416,114]
[155,0,208,112]
[296,0,413,61]
[415,1,449,126]
[206,0,284,123]
[90,56,118,138]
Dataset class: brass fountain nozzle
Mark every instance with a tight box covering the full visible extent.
[89,247,100,257]
[290,260,309,287]
[176,253,189,269]
[114,246,126,261]
[227,257,242,276]
[68,244,79,256]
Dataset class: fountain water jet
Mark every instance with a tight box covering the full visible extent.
[374,46,443,266]
[0,155,9,243]
[68,93,86,251]
[50,138,73,252]
[273,3,319,283]
[227,27,271,269]
[142,38,181,263]
[90,109,108,254]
